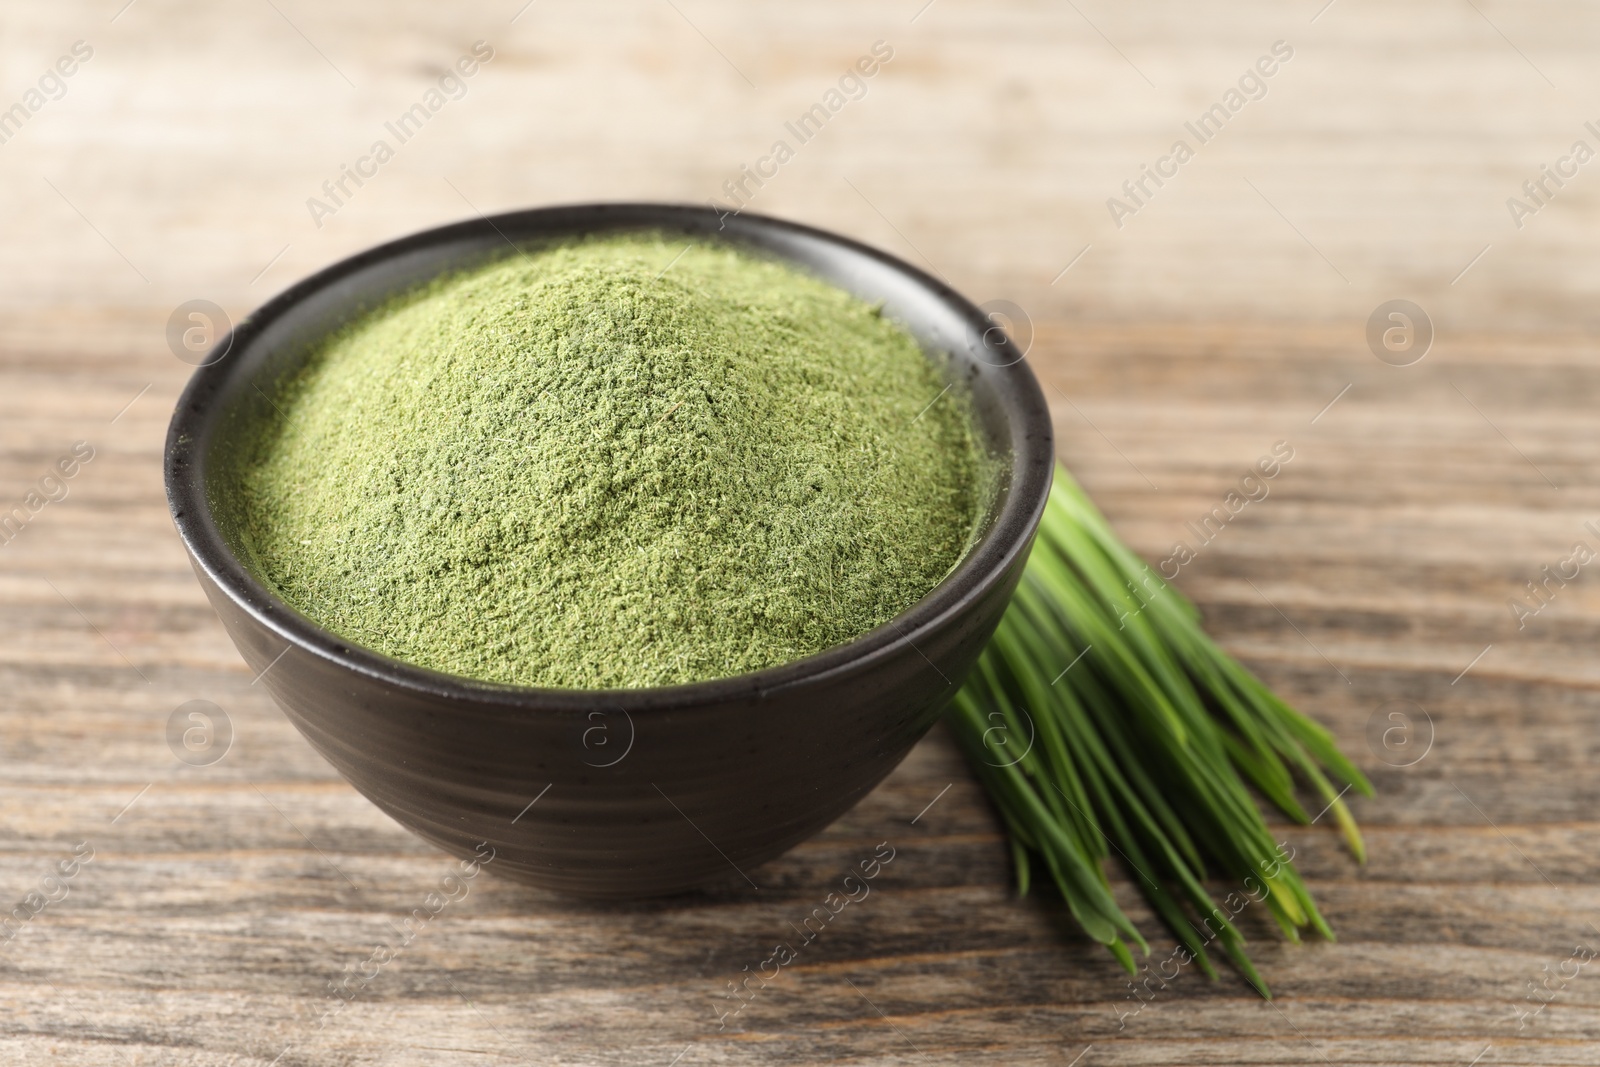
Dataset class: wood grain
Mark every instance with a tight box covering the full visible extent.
[4,1,1600,1063]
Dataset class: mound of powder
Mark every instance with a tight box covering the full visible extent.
[236,233,983,688]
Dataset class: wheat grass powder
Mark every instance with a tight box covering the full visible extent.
[236,233,985,689]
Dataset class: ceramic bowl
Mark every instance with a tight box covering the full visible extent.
[165,203,1053,897]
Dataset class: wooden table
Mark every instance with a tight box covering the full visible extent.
[3,1,1600,1063]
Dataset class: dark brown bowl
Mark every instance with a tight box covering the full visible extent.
[165,203,1053,897]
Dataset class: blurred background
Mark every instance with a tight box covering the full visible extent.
[3,1,1600,1064]
[8,1,1600,331]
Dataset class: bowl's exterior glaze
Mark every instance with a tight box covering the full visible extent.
[167,203,1053,897]
[186,531,1029,896]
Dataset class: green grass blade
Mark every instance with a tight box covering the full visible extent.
[946,462,1371,994]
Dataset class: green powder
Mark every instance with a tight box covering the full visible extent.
[236,232,985,689]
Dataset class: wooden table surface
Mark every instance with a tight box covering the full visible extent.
[5,1,1600,1063]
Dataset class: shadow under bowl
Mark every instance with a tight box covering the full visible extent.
[164,203,1053,898]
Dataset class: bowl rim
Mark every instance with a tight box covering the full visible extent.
[165,201,1054,712]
